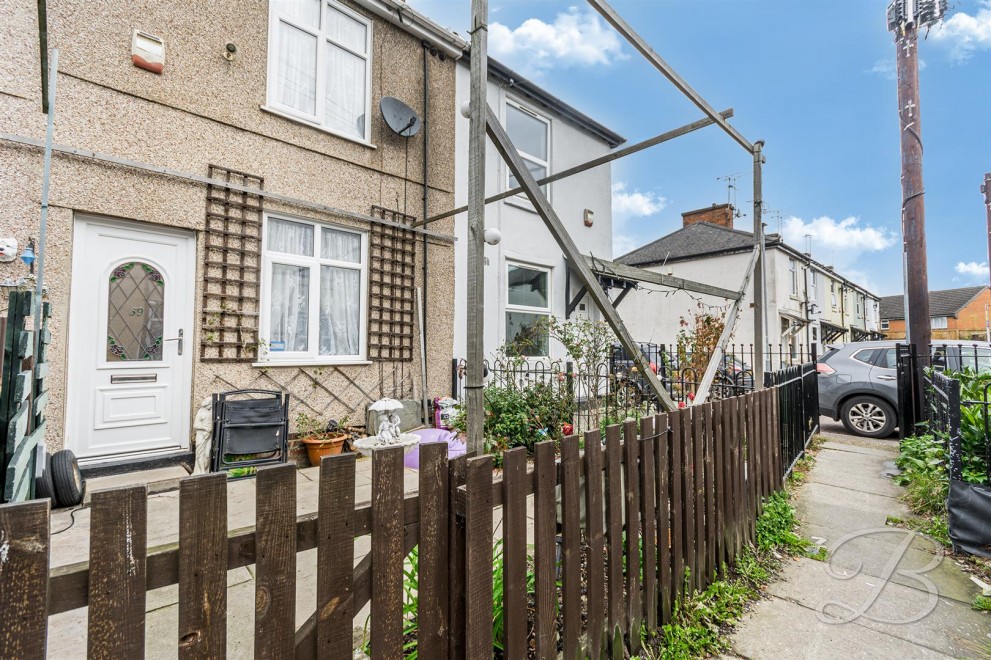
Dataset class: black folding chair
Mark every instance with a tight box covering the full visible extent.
[211,389,289,475]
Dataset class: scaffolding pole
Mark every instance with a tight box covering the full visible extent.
[753,141,766,383]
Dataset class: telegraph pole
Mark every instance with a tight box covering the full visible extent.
[888,0,945,355]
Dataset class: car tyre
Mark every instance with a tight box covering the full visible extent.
[841,396,896,438]
[51,450,85,507]
[35,451,55,503]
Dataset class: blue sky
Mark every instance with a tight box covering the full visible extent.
[409,0,991,296]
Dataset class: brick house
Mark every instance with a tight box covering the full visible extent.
[879,286,991,341]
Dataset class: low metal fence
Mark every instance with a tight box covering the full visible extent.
[764,362,819,477]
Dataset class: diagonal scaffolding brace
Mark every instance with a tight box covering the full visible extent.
[485,104,678,412]
[692,244,760,405]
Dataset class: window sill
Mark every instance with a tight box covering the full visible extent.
[253,359,373,368]
[260,105,377,150]
[504,195,539,214]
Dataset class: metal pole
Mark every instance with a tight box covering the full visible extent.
[983,172,991,292]
[586,0,753,154]
[752,140,766,384]
[465,0,488,454]
[33,48,57,411]
[419,109,734,226]
[895,22,931,354]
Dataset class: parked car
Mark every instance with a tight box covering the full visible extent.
[817,340,991,438]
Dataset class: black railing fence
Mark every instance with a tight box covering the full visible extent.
[764,362,819,476]
[451,342,818,438]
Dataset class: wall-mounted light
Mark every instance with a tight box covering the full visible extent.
[223,42,237,62]
[20,237,36,273]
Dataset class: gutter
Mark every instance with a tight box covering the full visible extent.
[357,0,467,60]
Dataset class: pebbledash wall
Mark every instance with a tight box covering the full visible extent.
[0,0,464,458]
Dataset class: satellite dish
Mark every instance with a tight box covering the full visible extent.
[380,96,421,138]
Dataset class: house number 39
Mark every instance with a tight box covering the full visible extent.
[129,307,144,317]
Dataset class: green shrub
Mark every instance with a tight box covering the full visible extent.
[452,382,576,462]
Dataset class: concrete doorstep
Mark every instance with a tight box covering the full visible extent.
[724,418,991,660]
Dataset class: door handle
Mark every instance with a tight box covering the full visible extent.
[163,329,183,356]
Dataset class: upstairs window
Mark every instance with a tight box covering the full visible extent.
[505,102,551,199]
[268,0,372,142]
[789,259,798,296]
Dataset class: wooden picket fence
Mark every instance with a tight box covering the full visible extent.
[0,387,790,658]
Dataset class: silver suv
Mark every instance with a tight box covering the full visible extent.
[818,340,991,438]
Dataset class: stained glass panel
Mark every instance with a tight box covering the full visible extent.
[107,262,165,361]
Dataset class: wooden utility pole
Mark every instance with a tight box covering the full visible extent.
[465,0,488,454]
[889,0,945,354]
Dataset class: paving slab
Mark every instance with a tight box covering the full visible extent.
[768,557,988,658]
[725,423,991,659]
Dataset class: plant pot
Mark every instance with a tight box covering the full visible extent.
[301,432,348,466]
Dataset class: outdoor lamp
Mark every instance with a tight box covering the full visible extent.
[20,238,36,273]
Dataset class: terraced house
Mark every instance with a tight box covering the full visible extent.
[0,0,465,470]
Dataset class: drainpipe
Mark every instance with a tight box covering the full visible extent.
[421,41,430,423]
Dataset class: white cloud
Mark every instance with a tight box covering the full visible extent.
[611,182,667,218]
[930,1,991,63]
[781,215,896,266]
[490,7,627,72]
[611,182,667,258]
[955,261,990,278]
[865,58,926,80]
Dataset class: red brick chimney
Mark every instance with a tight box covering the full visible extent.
[682,203,734,229]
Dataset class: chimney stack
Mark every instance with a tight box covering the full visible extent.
[682,203,734,229]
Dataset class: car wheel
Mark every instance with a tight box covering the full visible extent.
[51,450,85,508]
[35,451,55,503]
[615,381,641,409]
[841,396,896,438]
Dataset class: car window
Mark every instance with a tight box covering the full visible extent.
[877,348,897,369]
[851,348,879,365]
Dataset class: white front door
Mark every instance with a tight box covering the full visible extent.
[66,217,195,461]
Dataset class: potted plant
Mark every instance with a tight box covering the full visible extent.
[296,412,349,466]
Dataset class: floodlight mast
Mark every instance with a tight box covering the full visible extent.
[888,0,944,357]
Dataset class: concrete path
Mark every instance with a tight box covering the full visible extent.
[725,418,991,659]
[46,457,421,659]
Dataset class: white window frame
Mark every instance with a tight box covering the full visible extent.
[504,99,552,204]
[881,320,890,330]
[258,213,369,365]
[504,261,552,357]
[789,259,798,296]
[931,316,949,329]
[266,0,374,144]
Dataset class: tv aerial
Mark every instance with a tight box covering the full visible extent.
[380,96,421,138]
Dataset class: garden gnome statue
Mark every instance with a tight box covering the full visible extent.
[369,398,404,443]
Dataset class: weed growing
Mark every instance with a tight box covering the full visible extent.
[974,594,991,613]
[637,489,820,659]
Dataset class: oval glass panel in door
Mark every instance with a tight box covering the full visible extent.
[106,262,165,361]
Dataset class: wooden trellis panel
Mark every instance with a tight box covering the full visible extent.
[201,165,263,362]
[368,206,416,362]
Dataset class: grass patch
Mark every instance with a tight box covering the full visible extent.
[637,481,823,659]
[974,594,991,612]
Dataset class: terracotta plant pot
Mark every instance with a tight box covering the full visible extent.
[300,432,348,466]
